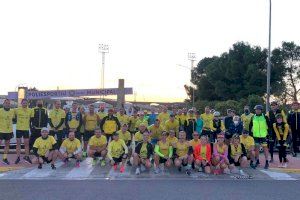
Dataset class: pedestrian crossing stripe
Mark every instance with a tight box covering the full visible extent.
[260,170,297,180]
[22,162,64,178]
[65,158,94,179]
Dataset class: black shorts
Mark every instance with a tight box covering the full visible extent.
[83,131,94,142]
[254,137,268,147]
[112,155,124,163]
[0,132,13,140]
[159,157,168,164]
[16,130,30,139]
[229,157,241,166]
[40,156,52,164]
[94,152,102,157]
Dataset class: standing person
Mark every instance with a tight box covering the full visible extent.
[148,108,157,126]
[228,134,248,171]
[100,108,121,141]
[193,135,212,174]
[33,128,58,169]
[83,104,100,157]
[0,99,14,165]
[266,101,287,162]
[97,106,107,122]
[30,100,48,150]
[88,129,107,166]
[133,131,153,175]
[212,133,230,175]
[241,106,254,132]
[166,130,178,146]
[164,114,179,137]
[135,112,148,131]
[79,106,86,141]
[154,131,173,174]
[49,100,66,148]
[128,110,138,134]
[117,123,132,165]
[59,131,82,167]
[117,108,130,126]
[288,101,300,157]
[173,131,193,175]
[273,114,289,168]
[195,111,203,135]
[212,111,225,135]
[158,107,170,128]
[184,109,196,140]
[14,99,32,164]
[65,102,83,141]
[176,109,186,131]
[148,119,164,145]
[200,106,214,135]
[224,109,234,131]
[240,130,256,169]
[249,105,270,169]
[107,132,128,173]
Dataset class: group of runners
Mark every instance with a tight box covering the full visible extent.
[0,98,299,175]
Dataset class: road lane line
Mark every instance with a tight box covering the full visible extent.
[260,170,297,180]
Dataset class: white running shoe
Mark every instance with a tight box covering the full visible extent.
[135,167,141,175]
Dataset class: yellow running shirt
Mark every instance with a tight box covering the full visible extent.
[0,108,15,133]
[49,108,66,131]
[33,136,57,156]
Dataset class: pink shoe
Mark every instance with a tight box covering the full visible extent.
[120,166,125,173]
[75,161,80,168]
[113,164,118,171]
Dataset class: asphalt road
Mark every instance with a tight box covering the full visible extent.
[0,180,299,200]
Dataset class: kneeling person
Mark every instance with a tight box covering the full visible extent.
[133,131,153,175]
[154,131,173,174]
[88,129,108,166]
[60,131,82,167]
[228,134,247,171]
[33,128,58,169]
[194,135,212,174]
[107,132,128,173]
[173,131,193,175]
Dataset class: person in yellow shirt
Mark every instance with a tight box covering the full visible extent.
[166,130,178,146]
[97,106,107,122]
[158,107,170,128]
[134,123,148,144]
[107,132,128,173]
[117,108,130,126]
[14,99,32,164]
[49,100,66,148]
[88,128,107,166]
[173,131,193,175]
[241,106,254,132]
[273,114,289,168]
[0,99,15,165]
[33,128,58,170]
[165,114,179,137]
[154,131,173,174]
[133,131,153,175]
[65,102,83,140]
[117,123,132,165]
[135,112,148,131]
[148,119,164,145]
[128,111,139,134]
[176,109,186,131]
[189,131,201,150]
[59,131,82,167]
[200,106,214,135]
[100,108,121,141]
[83,104,100,156]
[240,130,256,169]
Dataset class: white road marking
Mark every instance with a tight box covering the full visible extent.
[260,170,297,180]
[65,158,94,179]
[22,162,64,178]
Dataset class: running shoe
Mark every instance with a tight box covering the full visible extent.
[140,164,146,172]
[51,164,56,170]
[92,158,97,166]
[178,166,182,172]
[23,156,32,164]
[113,164,118,171]
[154,168,160,174]
[100,159,106,167]
[264,161,269,169]
[15,157,21,164]
[135,167,141,175]
[282,163,287,168]
[250,162,256,169]
[186,169,191,176]
[38,163,42,169]
[83,151,87,158]
[120,166,125,173]
[2,158,10,165]
[75,161,80,168]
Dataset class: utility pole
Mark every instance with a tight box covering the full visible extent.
[99,44,109,99]
[266,0,272,112]
[188,53,196,107]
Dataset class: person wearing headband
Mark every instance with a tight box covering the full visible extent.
[240,130,256,169]
[194,135,212,174]
[228,134,247,173]
[212,133,230,175]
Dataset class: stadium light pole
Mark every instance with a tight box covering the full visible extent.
[188,53,196,108]
[266,0,272,112]
[99,44,109,99]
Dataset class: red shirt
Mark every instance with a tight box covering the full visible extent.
[194,144,211,163]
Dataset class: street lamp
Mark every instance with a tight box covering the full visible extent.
[266,0,272,112]
[99,44,109,99]
[188,53,196,107]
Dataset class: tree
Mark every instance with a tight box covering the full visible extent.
[272,42,300,102]
[188,42,285,102]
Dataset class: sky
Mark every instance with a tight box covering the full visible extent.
[0,0,299,102]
